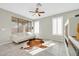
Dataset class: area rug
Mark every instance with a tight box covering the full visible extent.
[24,41,56,55]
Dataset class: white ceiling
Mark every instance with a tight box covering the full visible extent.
[0,3,79,19]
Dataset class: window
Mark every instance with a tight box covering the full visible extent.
[34,21,39,34]
[52,16,63,35]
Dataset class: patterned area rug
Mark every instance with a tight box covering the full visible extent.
[23,41,56,55]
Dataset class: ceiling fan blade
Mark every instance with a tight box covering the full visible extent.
[36,8,39,12]
[29,11,35,13]
[38,13,41,16]
[36,8,39,10]
[39,11,45,13]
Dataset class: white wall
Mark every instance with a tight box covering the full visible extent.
[34,16,64,42]
[0,8,31,45]
[34,9,79,42]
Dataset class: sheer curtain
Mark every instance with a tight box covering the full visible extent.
[34,21,39,34]
[52,16,63,35]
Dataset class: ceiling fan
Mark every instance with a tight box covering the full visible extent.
[29,3,45,16]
